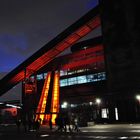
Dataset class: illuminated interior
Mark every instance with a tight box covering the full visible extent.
[36,72,51,122]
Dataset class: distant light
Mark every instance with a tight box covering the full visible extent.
[40,134,49,137]
[136,95,140,100]
[0,102,4,105]
[61,102,68,108]
[89,102,93,105]
[96,98,101,104]
[70,104,75,107]
[83,46,87,50]
[118,136,128,139]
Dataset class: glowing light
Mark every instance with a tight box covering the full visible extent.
[36,72,51,122]
[89,102,93,105]
[61,102,68,108]
[5,104,21,109]
[96,98,101,104]
[136,95,140,100]
[40,134,49,137]
[51,71,60,124]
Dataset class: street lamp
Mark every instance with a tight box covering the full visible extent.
[96,98,101,105]
[136,95,140,102]
[61,102,68,109]
[136,95,140,121]
[95,98,101,122]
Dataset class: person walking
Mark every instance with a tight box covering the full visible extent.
[74,116,80,132]
[49,118,52,130]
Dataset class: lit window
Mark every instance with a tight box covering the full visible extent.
[97,73,102,81]
[60,72,106,87]
[60,70,67,76]
[77,76,87,84]
[44,73,47,79]
[93,74,98,81]
[68,77,77,85]
[87,74,94,82]
[101,108,109,118]
[60,79,68,87]
[37,74,43,80]
[115,108,119,120]
[101,72,106,80]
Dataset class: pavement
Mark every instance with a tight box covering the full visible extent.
[1,123,140,140]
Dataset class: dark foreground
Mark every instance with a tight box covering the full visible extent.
[1,124,140,140]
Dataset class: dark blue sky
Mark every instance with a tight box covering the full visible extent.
[0,0,99,73]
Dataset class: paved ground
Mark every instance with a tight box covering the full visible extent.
[1,124,140,140]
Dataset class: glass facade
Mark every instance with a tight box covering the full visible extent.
[60,72,106,87]
[35,71,106,86]
[60,69,89,76]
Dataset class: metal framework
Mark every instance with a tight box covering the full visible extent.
[0,6,100,96]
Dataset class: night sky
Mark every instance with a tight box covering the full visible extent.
[0,0,99,73]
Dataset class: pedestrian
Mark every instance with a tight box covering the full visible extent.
[49,118,52,130]
[16,119,21,132]
[35,118,41,137]
[74,116,80,132]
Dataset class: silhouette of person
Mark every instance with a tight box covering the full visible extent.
[49,118,52,130]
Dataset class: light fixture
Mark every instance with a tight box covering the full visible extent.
[61,102,68,108]
[96,98,101,104]
[136,95,140,101]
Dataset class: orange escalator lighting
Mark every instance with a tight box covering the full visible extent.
[51,71,60,124]
[36,72,51,122]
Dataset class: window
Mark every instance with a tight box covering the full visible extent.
[101,108,109,118]
[44,73,47,79]
[60,79,68,87]
[60,72,106,87]
[87,74,94,82]
[60,70,67,76]
[37,74,43,80]
[68,77,77,85]
[115,108,119,120]
[77,76,87,84]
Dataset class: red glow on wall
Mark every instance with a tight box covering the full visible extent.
[56,41,70,51]
[2,108,17,117]
[87,16,101,29]
[62,56,104,70]
[9,71,24,84]
[65,34,80,44]
[24,16,101,74]
[76,25,91,37]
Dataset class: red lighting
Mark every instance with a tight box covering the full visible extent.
[9,71,24,84]
[56,41,70,51]
[51,71,60,124]
[87,16,101,29]
[59,44,104,70]
[65,33,80,44]
[76,25,91,37]
[62,56,104,70]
